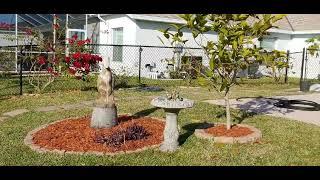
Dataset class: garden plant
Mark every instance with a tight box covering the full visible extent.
[161,14,286,130]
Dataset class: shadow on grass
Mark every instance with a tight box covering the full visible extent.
[178,122,214,145]
[236,96,320,114]
[0,96,11,101]
[215,109,256,124]
[133,107,160,118]
[80,86,97,91]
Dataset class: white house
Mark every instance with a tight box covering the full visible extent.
[2,14,319,79]
[86,14,217,78]
[85,14,320,79]
[264,15,320,79]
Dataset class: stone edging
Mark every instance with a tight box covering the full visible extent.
[194,123,262,144]
[24,114,165,156]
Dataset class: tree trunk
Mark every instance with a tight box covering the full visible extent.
[224,92,231,130]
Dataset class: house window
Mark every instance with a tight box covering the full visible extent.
[67,29,87,53]
[260,38,276,51]
[112,27,123,62]
[69,30,86,41]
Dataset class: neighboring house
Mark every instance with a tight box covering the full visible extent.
[266,15,320,79]
[1,14,320,79]
[86,14,216,78]
[86,14,320,79]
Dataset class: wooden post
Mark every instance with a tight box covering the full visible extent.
[138,46,142,85]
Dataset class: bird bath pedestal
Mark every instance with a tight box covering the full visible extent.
[151,97,194,152]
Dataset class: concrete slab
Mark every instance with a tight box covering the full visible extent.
[0,116,8,122]
[2,109,29,117]
[59,103,85,110]
[80,100,95,107]
[203,93,320,126]
[34,106,61,112]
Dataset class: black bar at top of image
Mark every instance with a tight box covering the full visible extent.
[1,0,320,13]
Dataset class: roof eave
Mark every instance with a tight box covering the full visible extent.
[127,14,185,24]
[268,28,320,35]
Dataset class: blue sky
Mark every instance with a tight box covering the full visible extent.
[0,14,16,24]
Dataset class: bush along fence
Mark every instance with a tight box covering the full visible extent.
[1,44,320,98]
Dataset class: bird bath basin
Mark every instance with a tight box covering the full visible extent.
[151,96,194,152]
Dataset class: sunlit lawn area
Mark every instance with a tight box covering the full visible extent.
[0,76,319,165]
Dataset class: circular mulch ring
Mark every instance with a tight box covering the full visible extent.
[24,115,165,156]
[194,123,261,144]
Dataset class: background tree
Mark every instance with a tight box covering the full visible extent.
[258,50,288,83]
[306,35,320,57]
[1,15,101,93]
[1,16,64,93]
[161,14,285,129]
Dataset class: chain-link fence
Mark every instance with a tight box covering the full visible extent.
[0,44,208,98]
[2,43,320,98]
[0,45,98,98]
[93,44,207,87]
[286,48,320,91]
[287,48,320,81]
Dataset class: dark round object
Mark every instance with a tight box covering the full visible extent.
[136,86,164,92]
[274,99,320,111]
[300,80,311,92]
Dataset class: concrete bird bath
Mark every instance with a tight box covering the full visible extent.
[151,96,194,152]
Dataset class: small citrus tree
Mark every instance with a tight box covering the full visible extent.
[161,14,285,129]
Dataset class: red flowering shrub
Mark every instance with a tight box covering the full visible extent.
[60,33,102,81]
[1,14,101,93]
[38,56,46,65]
[0,15,63,93]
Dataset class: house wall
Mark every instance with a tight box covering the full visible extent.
[263,33,320,52]
[287,34,320,52]
[135,20,218,47]
[267,33,292,51]
[87,21,100,44]
[261,33,320,79]
[287,34,320,79]
[96,15,139,75]
[95,15,320,80]
[135,20,215,78]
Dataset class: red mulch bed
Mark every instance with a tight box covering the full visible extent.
[32,115,165,153]
[205,124,253,137]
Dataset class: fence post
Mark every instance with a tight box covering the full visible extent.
[300,48,306,91]
[138,46,143,85]
[304,48,308,80]
[284,50,289,83]
[19,47,23,96]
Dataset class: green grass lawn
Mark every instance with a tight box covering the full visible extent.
[0,76,319,165]
[0,76,306,113]
[0,75,302,98]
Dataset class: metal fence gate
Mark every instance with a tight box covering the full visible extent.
[286,48,320,91]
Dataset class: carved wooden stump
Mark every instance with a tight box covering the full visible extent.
[91,67,118,128]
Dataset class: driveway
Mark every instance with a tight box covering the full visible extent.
[203,93,320,126]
